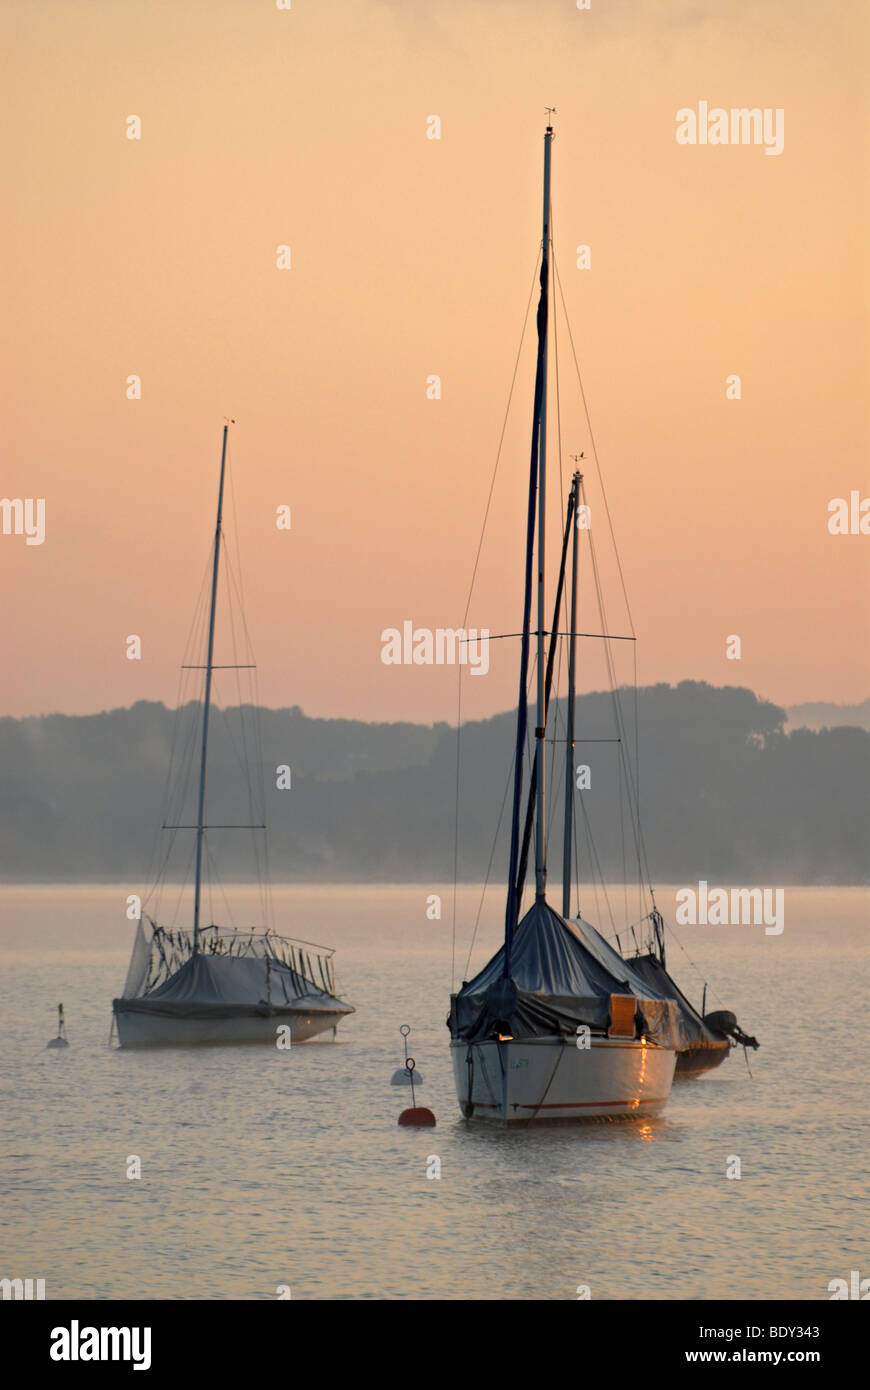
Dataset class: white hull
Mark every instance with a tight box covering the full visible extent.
[451,1036,676,1122]
[113,1006,349,1048]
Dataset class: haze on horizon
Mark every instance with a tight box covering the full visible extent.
[2,0,867,725]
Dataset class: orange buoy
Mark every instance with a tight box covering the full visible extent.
[398,1106,436,1127]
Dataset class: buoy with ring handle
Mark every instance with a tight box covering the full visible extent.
[396,1025,435,1126]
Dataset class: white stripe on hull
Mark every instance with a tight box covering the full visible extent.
[113,1008,348,1047]
[451,1036,676,1122]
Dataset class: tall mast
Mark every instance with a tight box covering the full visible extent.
[563,470,581,916]
[534,123,553,901]
[502,121,553,971]
[193,423,229,952]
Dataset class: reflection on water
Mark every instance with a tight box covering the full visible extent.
[0,884,866,1300]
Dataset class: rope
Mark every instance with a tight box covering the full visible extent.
[451,253,543,992]
[525,1040,568,1124]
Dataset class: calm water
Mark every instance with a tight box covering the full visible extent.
[0,884,866,1301]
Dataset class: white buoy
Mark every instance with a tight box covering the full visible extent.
[391,1067,423,1085]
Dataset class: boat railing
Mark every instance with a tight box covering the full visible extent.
[142,916,337,996]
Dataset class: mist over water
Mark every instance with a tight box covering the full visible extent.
[1,884,866,1300]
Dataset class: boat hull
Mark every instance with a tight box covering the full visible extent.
[674,1040,730,1079]
[451,1036,676,1122]
[112,1003,351,1048]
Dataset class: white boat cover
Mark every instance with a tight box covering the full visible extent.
[450,899,680,1046]
[117,952,350,1019]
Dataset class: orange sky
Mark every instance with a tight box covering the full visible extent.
[2,0,868,723]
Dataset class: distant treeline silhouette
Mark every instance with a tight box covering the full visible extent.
[0,681,865,884]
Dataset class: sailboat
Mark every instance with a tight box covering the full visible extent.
[448,126,679,1122]
[112,426,354,1047]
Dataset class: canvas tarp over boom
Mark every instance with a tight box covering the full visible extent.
[628,950,726,1053]
[117,951,340,1020]
[450,899,680,1047]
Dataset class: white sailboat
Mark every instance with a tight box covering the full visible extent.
[113,425,354,1047]
[448,124,678,1121]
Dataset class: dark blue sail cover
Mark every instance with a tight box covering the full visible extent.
[628,951,725,1053]
[450,900,679,1046]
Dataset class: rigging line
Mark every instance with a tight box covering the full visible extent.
[525,1041,567,1125]
[225,442,272,928]
[577,784,617,937]
[161,695,195,839]
[485,631,635,641]
[462,754,514,981]
[616,737,625,922]
[633,640,643,925]
[221,553,260,821]
[656,917,729,1012]
[208,686,268,914]
[551,202,565,533]
[214,605,266,909]
[166,581,215,928]
[572,767,582,918]
[545,687,566,871]
[451,660,460,992]
[451,251,543,986]
[212,668,252,798]
[544,692,558,866]
[555,291,657,914]
[550,559,568,888]
[251,664,273,931]
[143,550,214,909]
[586,529,629,818]
[204,833,237,933]
[216,556,268,918]
[225,440,260,674]
[459,251,543,634]
[224,447,265,787]
[554,255,636,636]
[617,750,630,922]
[244,623,272,930]
[570,546,617,934]
[541,557,570,879]
[572,508,584,920]
[148,697,205,911]
[596,910,654,942]
[163,834,198,932]
[161,572,217,881]
[464,640,542,978]
[585,522,649,897]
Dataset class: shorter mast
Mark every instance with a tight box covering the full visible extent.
[193,423,229,952]
[516,484,576,908]
[562,471,581,918]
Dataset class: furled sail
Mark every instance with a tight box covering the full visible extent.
[121,919,151,1001]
